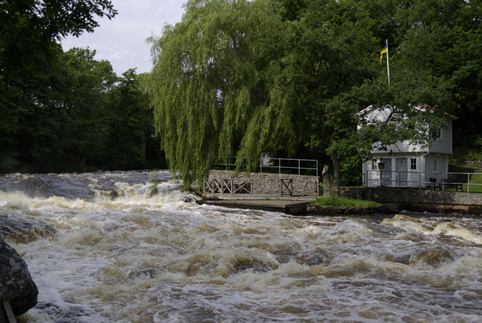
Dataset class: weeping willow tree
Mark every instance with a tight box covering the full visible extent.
[148,0,295,187]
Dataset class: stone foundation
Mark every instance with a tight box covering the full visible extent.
[206,170,319,196]
[341,187,482,215]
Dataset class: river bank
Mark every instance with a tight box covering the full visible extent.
[195,190,400,215]
[196,187,482,215]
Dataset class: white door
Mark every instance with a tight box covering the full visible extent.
[396,158,408,187]
[380,158,392,186]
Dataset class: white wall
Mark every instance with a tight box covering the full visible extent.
[363,154,450,188]
[429,118,453,154]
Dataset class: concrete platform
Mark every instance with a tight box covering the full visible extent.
[195,194,316,215]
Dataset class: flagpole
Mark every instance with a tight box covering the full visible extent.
[386,39,390,87]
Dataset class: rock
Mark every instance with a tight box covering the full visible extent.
[0,237,38,317]
[322,165,333,197]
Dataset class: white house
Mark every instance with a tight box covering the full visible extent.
[357,105,456,188]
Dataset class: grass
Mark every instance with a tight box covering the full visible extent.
[448,165,482,193]
[311,196,380,207]
[464,173,482,193]
[449,148,482,193]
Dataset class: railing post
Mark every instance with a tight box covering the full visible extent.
[298,159,301,175]
[467,173,470,193]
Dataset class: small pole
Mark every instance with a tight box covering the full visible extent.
[386,39,391,87]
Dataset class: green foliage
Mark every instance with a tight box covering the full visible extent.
[0,45,165,172]
[452,147,482,166]
[0,0,477,185]
[102,69,156,170]
[59,48,117,169]
[311,196,380,207]
[149,0,479,189]
[0,0,128,172]
[149,173,162,197]
[0,0,117,132]
[275,0,309,21]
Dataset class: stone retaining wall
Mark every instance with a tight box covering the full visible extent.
[341,187,482,214]
[207,170,319,196]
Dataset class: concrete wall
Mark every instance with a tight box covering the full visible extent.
[341,187,482,214]
[207,170,319,196]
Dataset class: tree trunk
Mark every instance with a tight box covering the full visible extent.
[332,155,341,197]
[322,165,332,197]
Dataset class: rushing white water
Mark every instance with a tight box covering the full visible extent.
[1,171,482,322]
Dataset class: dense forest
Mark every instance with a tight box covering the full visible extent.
[149,0,482,189]
[1,0,481,187]
[0,0,165,173]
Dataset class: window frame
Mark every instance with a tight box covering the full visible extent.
[372,159,378,170]
[410,158,417,170]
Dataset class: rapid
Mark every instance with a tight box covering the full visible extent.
[1,170,482,322]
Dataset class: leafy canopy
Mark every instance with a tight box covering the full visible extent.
[150,0,475,188]
[0,0,117,132]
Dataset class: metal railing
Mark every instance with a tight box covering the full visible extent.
[363,170,482,193]
[203,178,252,195]
[211,156,319,176]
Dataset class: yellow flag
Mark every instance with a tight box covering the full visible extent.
[380,44,388,66]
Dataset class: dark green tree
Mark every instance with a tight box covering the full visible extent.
[60,47,117,170]
[0,0,116,171]
[360,0,481,149]
[266,0,378,194]
[0,0,117,130]
[103,69,159,170]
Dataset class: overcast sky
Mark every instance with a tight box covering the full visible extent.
[62,0,187,76]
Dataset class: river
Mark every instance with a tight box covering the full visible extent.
[1,170,481,322]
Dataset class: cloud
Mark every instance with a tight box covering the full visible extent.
[62,0,186,76]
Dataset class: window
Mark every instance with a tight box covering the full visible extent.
[372,159,378,170]
[431,128,441,140]
[434,159,438,173]
[411,158,417,170]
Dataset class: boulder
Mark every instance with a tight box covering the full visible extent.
[0,237,38,317]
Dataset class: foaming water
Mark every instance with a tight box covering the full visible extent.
[1,171,482,322]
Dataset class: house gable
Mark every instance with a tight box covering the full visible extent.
[428,118,453,154]
[356,105,454,155]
